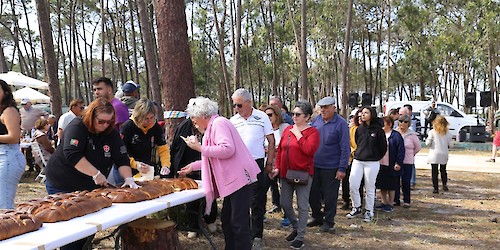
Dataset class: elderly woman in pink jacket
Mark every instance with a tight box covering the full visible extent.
[179,96,260,250]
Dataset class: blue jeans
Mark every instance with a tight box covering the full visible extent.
[0,144,26,209]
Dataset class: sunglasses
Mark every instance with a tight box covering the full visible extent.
[292,112,304,117]
[95,117,114,125]
[266,113,274,117]
[232,103,243,108]
[399,120,410,124]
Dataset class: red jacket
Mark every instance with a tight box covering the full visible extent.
[275,126,320,177]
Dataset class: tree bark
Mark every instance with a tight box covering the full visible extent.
[232,0,242,89]
[341,0,354,118]
[300,0,308,100]
[138,0,163,119]
[155,0,195,143]
[34,0,62,118]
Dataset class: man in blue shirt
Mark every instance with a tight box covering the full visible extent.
[308,97,350,233]
[269,96,294,125]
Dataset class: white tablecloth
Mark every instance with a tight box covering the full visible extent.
[0,187,205,250]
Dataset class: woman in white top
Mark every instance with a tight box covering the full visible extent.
[264,105,290,215]
[425,115,452,194]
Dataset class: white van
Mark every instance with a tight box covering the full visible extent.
[383,101,483,139]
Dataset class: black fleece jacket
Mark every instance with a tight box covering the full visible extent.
[353,118,387,161]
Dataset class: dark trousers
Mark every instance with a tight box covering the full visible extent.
[269,176,280,208]
[309,167,340,226]
[251,158,269,239]
[342,164,364,205]
[221,184,252,250]
[431,164,447,189]
[395,164,413,204]
[186,198,218,229]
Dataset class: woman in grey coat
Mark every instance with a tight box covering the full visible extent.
[425,115,452,194]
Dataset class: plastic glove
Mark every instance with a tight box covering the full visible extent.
[122,177,141,189]
[136,161,152,174]
[160,166,171,175]
[92,171,108,186]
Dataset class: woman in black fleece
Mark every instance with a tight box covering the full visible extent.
[346,106,387,222]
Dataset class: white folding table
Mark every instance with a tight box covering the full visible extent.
[0,187,205,250]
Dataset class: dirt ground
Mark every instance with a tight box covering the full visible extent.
[15,168,500,249]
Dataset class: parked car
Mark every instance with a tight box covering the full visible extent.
[383,101,483,140]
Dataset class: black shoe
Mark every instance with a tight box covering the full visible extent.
[306,219,323,227]
[286,230,297,242]
[394,201,401,206]
[341,203,350,210]
[290,240,304,249]
[433,189,439,194]
[320,224,336,234]
[443,185,449,191]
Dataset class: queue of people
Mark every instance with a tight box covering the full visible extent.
[4,74,461,250]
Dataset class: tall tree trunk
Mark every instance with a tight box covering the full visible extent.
[34,0,62,118]
[129,0,140,84]
[21,0,37,77]
[101,0,106,76]
[210,0,231,112]
[299,0,308,100]
[385,0,391,102]
[0,45,8,73]
[232,0,242,89]
[155,0,195,143]
[341,0,354,118]
[138,0,163,119]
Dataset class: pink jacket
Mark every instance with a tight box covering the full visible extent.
[397,128,421,164]
[191,115,260,214]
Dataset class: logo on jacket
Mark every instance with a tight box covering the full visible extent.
[371,133,376,138]
[103,145,111,157]
[70,139,79,146]
[131,134,141,144]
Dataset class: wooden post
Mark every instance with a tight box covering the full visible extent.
[122,217,179,250]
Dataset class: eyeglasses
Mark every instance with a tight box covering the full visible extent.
[266,113,274,117]
[95,117,114,125]
[292,112,304,117]
[399,120,410,124]
[232,103,243,108]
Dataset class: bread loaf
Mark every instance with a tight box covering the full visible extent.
[16,191,112,223]
[0,210,43,241]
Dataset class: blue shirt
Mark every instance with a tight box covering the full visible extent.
[311,113,350,172]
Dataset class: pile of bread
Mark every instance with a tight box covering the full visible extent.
[0,210,42,241]
[0,178,198,241]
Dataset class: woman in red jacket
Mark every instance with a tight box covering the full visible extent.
[270,101,320,249]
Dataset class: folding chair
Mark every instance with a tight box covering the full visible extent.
[31,141,47,183]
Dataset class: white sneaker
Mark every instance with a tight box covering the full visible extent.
[207,223,217,233]
[346,206,362,219]
[187,231,197,239]
[252,237,263,250]
[363,211,374,223]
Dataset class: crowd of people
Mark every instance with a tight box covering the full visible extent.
[0,76,458,249]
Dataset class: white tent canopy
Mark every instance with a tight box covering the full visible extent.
[13,87,50,103]
[0,71,49,90]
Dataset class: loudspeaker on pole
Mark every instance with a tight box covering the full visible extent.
[480,91,491,107]
[465,92,476,108]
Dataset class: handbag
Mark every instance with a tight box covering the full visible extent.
[286,169,309,185]
[283,134,309,185]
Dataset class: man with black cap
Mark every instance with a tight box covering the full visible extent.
[308,96,350,233]
[120,80,140,109]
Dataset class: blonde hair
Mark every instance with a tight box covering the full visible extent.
[132,98,157,124]
[433,115,449,135]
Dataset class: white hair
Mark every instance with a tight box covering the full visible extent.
[232,88,252,101]
[186,97,218,118]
